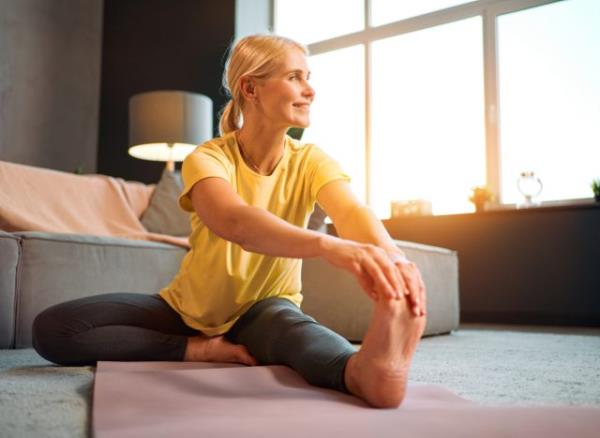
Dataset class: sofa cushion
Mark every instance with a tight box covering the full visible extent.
[0,231,20,348]
[141,169,192,237]
[0,160,154,236]
[14,232,187,348]
[307,204,327,231]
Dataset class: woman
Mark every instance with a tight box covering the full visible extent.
[32,34,427,409]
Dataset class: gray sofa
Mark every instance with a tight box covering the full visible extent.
[0,229,459,349]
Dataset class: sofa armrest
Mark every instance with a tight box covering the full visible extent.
[0,231,20,348]
[12,232,187,348]
[300,239,459,342]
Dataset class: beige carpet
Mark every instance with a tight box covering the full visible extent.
[1,323,599,437]
[409,323,600,407]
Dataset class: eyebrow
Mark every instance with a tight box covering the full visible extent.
[285,69,311,77]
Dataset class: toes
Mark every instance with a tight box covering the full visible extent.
[235,346,258,366]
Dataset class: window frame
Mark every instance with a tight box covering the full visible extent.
[272,0,585,212]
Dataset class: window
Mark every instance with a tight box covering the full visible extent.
[371,17,485,216]
[274,0,599,216]
[497,0,600,204]
[274,0,364,44]
[371,0,474,26]
[301,46,367,201]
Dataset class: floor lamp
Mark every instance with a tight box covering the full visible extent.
[128,90,213,172]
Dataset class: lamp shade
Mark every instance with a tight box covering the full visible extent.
[128,90,213,164]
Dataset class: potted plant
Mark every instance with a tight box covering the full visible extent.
[592,179,600,202]
[469,186,494,213]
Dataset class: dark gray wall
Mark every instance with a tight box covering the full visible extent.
[0,0,103,173]
[98,0,235,184]
[382,205,600,327]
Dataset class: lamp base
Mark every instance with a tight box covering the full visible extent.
[166,160,175,173]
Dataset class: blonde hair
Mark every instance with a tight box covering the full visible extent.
[219,34,308,135]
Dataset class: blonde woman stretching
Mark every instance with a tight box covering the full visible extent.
[32,34,427,409]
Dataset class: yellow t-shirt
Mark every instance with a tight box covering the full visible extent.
[159,131,350,336]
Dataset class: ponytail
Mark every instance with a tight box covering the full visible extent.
[219,99,242,135]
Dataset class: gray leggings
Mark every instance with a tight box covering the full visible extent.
[31,293,357,394]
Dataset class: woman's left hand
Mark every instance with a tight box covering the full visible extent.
[380,243,427,317]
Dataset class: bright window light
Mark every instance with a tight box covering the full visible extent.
[498,0,600,204]
[302,45,366,202]
[371,17,485,217]
[371,0,473,26]
[274,0,364,45]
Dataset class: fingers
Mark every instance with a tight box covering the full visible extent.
[353,250,426,319]
[344,242,414,304]
[392,255,412,297]
[396,260,427,317]
[355,270,379,301]
[399,262,420,315]
[361,255,400,300]
[417,271,427,316]
[362,245,408,300]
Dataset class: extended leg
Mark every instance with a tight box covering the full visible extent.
[224,297,358,394]
[225,295,426,408]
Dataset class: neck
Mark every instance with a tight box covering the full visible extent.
[236,124,288,175]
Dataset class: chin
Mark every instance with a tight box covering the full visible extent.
[291,119,310,129]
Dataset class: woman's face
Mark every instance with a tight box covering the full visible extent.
[251,48,315,129]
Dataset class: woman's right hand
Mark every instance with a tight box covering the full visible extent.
[320,236,407,302]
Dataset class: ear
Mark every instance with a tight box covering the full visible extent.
[240,76,257,102]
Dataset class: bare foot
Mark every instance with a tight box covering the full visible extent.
[344,296,426,408]
[184,334,258,366]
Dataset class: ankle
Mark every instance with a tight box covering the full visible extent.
[343,354,362,398]
[183,337,194,361]
[183,335,209,362]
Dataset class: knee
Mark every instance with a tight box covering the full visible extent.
[268,308,317,347]
[31,306,67,364]
[250,299,313,334]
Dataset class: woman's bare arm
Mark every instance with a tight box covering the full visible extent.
[317,180,427,316]
[316,180,395,247]
[189,176,407,302]
[190,177,334,258]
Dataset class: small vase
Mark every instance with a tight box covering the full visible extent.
[474,202,486,213]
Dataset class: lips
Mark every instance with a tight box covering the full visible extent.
[293,103,310,109]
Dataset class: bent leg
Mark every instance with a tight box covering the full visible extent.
[224,297,357,394]
[32,292,197,366]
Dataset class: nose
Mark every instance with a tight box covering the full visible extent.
[302,81,315,101]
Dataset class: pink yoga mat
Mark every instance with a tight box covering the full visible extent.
[93,361,599,438]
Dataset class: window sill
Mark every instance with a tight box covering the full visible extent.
[383,198,600,219]
[460,198,600,216]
